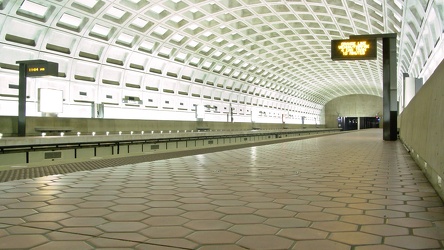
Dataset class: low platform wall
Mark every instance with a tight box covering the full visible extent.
[0,128,340,167]
[399,60,444,200]
[0,116,323,137]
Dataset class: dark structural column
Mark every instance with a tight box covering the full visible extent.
[16,60,59,136]
[349,33,398,141]
[383,36,398,141]
[17,63,27,137]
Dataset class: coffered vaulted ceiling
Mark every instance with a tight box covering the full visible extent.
[0,0,442,109]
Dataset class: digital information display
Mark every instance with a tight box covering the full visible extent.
[26,61,58,77]
[331,39,377,60]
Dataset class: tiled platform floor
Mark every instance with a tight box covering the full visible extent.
[0,129,443,250]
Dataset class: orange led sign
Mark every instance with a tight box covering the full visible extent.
[331,39,377,60]
[28,67,46,72]
[25,61,58,77]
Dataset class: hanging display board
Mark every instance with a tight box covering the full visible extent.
[25,60,59,77]
[15,59,59,136]
[331,39,377,60]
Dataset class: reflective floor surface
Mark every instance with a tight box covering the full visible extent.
[1,129,443,250]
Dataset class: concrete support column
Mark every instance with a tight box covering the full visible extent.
[404,77,416,108]
[415,78,423,93]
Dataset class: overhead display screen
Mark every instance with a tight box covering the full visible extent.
[26,61,58,77]
[331,39,377,60]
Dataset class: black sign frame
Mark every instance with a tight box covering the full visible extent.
[15,60,59,136]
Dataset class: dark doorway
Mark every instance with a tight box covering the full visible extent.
[344,117,358,131]
[338,117,380,131]
[360,117,380,129]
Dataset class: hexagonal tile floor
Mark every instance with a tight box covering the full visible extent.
[1,129,443,249]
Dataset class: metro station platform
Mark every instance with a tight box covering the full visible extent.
[0,129,443,250]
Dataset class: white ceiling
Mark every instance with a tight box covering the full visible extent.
[0,0,442,107]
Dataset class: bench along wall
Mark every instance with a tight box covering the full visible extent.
[399,59,444,200]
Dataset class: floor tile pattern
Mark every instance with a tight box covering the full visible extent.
[0,129,443,249]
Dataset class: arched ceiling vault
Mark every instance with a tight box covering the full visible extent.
[0,0,442,107]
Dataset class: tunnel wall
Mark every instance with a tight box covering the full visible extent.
[324,94,383,128]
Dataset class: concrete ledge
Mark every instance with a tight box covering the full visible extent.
[0,128,342,167]
[0,128,341,148]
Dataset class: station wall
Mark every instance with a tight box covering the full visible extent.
[323,94,383,128]
[0,116,323,137]
[399,60,444,199]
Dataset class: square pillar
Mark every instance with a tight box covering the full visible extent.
[382,37,398,141]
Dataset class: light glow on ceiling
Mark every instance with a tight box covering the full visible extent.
[106,7,126,19]
[19,0,48,17]
[202,61,212,68]
[91,24,111,37]
[159,46,173,56]
[213,65,222,72]
[153,26,168,36]
[170,15,183,23]
[188,40,199,48]
[373,0,382,5]
[213,51,222,57]
[175,52,187,61]
[190,57,200,65]
[201,46,212,53]
[223,55,233,62]
[117,33,134,44]
[73,0,98,9]
[188,24,199,30]
[140,41,155,52]
[151,5,165,14]
[59,13,82,28]
[171,34,185,42]
[202,31,213,37]
[132,17,148,28]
